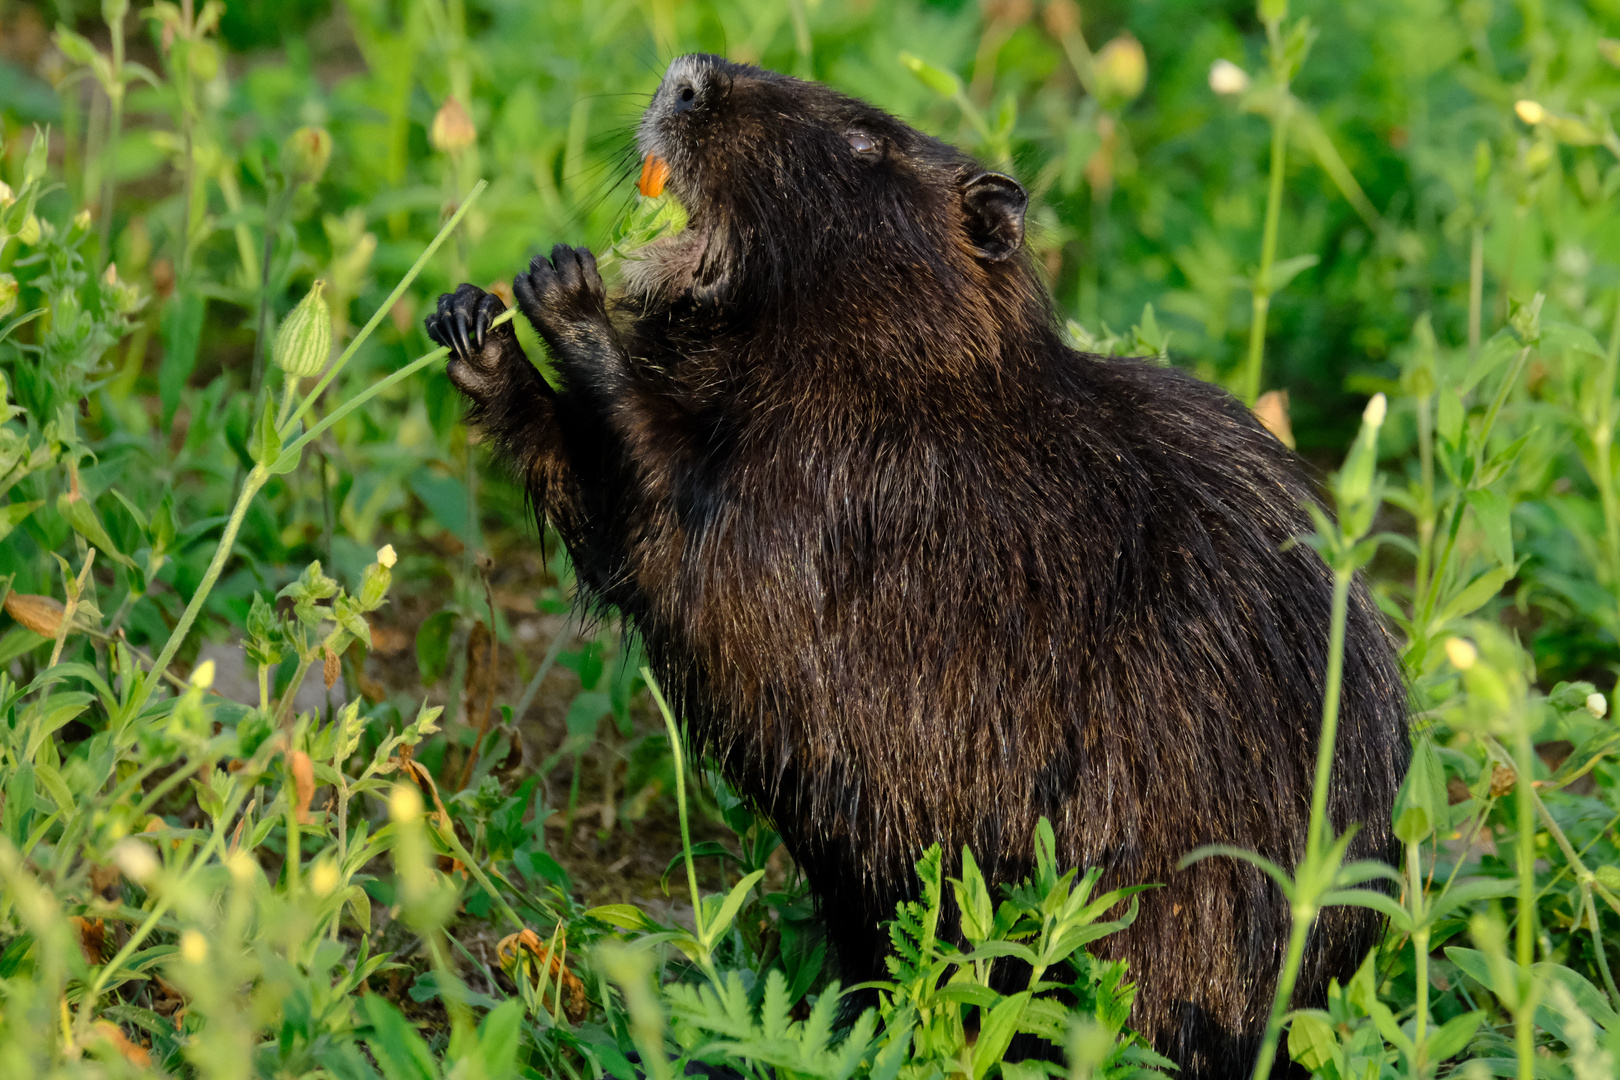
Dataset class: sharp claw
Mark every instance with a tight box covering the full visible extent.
[452,312,474,359]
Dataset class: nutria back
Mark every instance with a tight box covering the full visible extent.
[425,52,1409,1080]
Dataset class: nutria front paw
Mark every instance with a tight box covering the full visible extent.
[425,283,516,404]
[513,245,611,350]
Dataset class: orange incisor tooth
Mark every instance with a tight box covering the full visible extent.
[638,154,670,198]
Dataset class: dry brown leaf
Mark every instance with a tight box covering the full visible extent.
[1254,390,1296,449]
[323,646,341,689]
[1490,764,1517,798]
[5,592,65,637]
[290,751,317,824]
[497,926,589,1021]
[400,758,453,832]
[368,622,411,655]
[87,1019,151,1066]
[70,916,106,965]
[88,862,121,899]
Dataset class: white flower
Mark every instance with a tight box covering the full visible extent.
[1209,59,1250,96]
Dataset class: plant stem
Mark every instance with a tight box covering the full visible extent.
[98,4,127,269]
[1414,386,1436,602]
[1513,722,1537,1080]
[282,180,487,437]
[1307,569,1353,858]
[1468,223,1485,361]
[1408,839,1431,1074]
[645,668,704,941]
[1250,899,1314,1080]
[134,467,267,712]
[1242,71,1291,407]
[1595,291,1620,618]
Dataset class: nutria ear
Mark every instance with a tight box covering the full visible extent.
[961,171,1027,261]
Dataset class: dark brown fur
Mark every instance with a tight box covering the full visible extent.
[425,55,1409,1079]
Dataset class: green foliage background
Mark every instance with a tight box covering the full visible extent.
[2,0,1620,1078]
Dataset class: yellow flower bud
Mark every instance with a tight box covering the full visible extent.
[1093,34,1147,105]
[390,783,423,823]
[1445,638,1478,670]
[274,280,333,379]
[1514,99,1545,125]
[376,544,397,569]
[430,97,477,154]
[0,273,16,320]
[18,213,41,246]
[281,126,333,186]
[191,658,215,689]
[179,929,208,963]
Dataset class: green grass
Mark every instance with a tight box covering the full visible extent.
[2,1,1620,1077]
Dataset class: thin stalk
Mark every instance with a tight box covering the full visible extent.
[282,180,487,437]
[284,755,301,891]
[1408,840,1431,1074]
[1243,81,1291,407]
[1513,722,1537,1080]
[645,668,704,941]
[1307,570,1353,858]
[1595,291,1620,609]
[98,5,127,269]
[249,184,288,428]
[132,467,267,711]
[1414,387,1436,601]
[1250,902,1314,1080]
[76,747,267,1037]
[1468,224,1485,361]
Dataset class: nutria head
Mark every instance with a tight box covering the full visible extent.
[628,53,1033,326]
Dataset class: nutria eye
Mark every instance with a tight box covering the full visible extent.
[848,132,879,156]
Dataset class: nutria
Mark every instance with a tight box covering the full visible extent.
[425,53,1408,1079]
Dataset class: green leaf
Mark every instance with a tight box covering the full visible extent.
[1424,1010,1483,1062]
[56,493,136,568]
[952,844,995,945]
[415,610,456,684]
[585,904,664,933]
[564,691,612,740]
[1286,1010,1339,1072]
[970,991,1029,1080]
[4,761,35,848]
[1321,889,1411,933]
[159,292,205,432]
[0,499,42,543]
[1435,565,1514,625]
[250,397,282,467]
[1426,877,1516,925]
[362,993,440,1080]
[701,868,767,946]
[473,998,523,1079]
[1262,253,1320,293]
[899,52,963,97]
[1465,489,1514,569]
[1393,735,1446,845]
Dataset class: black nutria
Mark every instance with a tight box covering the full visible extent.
[425,53,1408,1079]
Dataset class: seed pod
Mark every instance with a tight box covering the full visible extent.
[5,593,65,637]
[274,280,332,379]
[0,273,16,319]
[281,126,332,185]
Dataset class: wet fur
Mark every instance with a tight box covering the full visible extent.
[426,55,1409,1080]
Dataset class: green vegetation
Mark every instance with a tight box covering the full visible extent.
[1,0,1620,1077]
